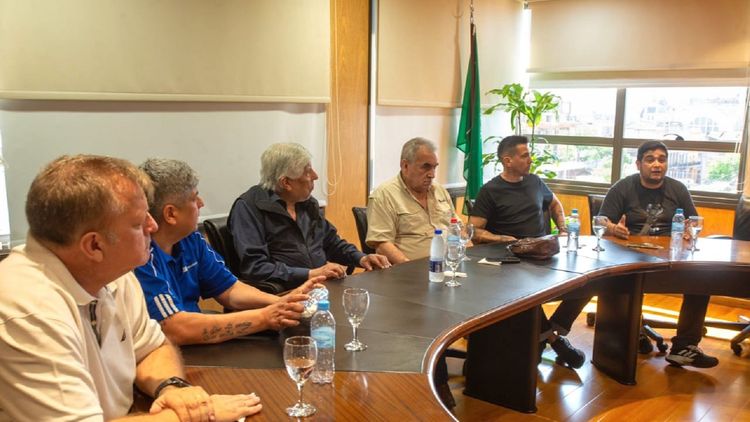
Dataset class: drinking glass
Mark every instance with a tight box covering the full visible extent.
[343,288,369,351]
[283,336,317,417]
[460,223,474,261]
[592,215,610,252]
[688,216,704,252]
[445,242,465,287]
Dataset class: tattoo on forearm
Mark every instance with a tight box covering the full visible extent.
[202,325,222,341]
[201,321,254,341]
[235,322,253,334]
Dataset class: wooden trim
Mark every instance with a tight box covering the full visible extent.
[325,0,370,244]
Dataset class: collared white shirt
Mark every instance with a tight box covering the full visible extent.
[0,235,165,421]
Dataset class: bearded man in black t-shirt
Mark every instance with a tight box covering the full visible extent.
[599,140,717,369]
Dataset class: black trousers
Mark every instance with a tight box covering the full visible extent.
[538,294,711,348]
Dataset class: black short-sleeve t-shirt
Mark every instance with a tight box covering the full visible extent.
[472,174,553,238]
[598,174,697,236]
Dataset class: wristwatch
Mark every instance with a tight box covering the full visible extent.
[154,376,192,398]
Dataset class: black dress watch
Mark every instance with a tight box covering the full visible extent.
[154,376,192,397]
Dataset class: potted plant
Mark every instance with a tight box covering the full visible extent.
[482,83,560,179]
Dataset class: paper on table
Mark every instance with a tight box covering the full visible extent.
[477,258,502,266]
[444,270,467,277]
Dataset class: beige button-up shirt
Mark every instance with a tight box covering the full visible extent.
[366,174,455,260]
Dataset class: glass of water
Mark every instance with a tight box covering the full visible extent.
[592,215,610,252]
[460,223,474,261]
[688,215,704,252]
[284,336,317,417]
[343,288,369,351]
[445,242,465,287]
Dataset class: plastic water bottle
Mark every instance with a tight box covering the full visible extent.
[301,285,329,318]
[447,217,462,244]
[311,299,335,384]
[567,209,580,253]
[429,229,445,282]
[670,208,685,251]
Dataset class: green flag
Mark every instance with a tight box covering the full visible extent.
[456,22,482,215]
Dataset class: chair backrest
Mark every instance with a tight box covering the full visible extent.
[465,198,476,216]
[351,207,375,254]
[203,216,285,294]
[202,216,240,274]
[588,194,606,218]
[734,195,750,240]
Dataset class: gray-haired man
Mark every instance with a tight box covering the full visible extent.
[229,143,390,291]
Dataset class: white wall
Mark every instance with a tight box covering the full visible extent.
[370,105,512,191]
[0,100,327,245]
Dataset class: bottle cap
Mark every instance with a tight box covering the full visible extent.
[676,208,684,214]
[317,300,330,311]
[435,229,443,235]
[572,208,578,214]
[450,217,458,223]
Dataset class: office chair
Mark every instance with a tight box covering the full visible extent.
[351,207,376,254]
[202,216,286,294]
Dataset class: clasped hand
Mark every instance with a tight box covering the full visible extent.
[150,386,262,421]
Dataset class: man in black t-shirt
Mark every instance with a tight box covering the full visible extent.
[470,136,590,370]
[599,140,717,368]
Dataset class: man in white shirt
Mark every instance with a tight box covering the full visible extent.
[0,155,261,421]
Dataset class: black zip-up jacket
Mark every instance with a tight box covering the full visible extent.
[228,185,365,290]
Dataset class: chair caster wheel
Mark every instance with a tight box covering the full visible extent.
[638,334,654,354]
[586,312,596,327]
[731,342,744,357]
[657,342,668,353]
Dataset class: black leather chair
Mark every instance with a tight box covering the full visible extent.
[351,207,376,254]
[202,216,285,294]
[465,198,475,216]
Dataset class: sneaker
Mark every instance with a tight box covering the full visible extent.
[666,344,719,368]
[550,337,586,369]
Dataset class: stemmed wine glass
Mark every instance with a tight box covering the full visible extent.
[688,216,704,252]
[592,215,610,252]
[283,336,317,417]
[445,242,465,287]
[460,223,474,261]
[343,288,369,351]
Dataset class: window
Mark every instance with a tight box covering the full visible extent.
[531,86,748,205]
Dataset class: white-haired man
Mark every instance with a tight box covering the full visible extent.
[229,143,390,291]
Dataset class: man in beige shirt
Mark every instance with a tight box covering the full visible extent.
[365,137,457,408]
[366,137,455,264]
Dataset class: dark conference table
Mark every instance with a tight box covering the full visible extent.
[181,236,750,418]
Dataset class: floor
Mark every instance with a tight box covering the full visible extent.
[448,295,750,422]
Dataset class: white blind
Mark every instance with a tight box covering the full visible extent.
[529,0,750,75]
[0,0,331,102]
[377,0,523,108]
